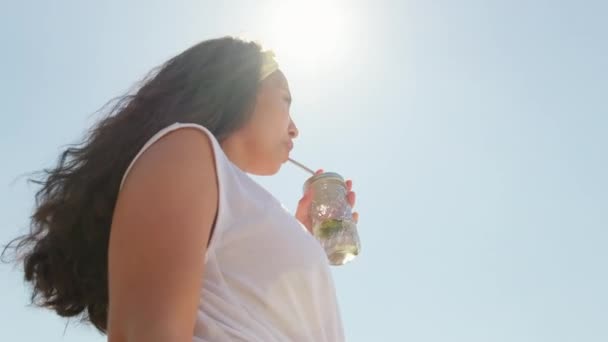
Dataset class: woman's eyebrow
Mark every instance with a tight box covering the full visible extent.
[279,86,292,103]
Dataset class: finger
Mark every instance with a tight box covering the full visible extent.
[306,188,314,200]
[345,179,353,191]
[352,211,359,224]
[299,188,313,205]
[346,191,356,207]
[315,169,324,175]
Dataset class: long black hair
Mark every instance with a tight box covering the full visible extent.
[1,36,264,333]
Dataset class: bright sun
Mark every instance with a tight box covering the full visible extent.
[257,0,349,73]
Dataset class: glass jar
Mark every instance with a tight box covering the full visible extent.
[303,172,361,265]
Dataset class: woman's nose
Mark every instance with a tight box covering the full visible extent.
[288,118,299,139]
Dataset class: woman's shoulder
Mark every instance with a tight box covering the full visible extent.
[108,123,221,340]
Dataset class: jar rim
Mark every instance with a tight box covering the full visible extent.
[303,172,345,192]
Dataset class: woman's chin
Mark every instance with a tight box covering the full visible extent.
[249,161,282,176]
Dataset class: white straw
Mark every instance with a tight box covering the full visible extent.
[288,158,315,175]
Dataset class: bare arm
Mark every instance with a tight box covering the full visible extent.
[107,128,218,342]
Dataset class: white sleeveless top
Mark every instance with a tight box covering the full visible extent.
[119,122,345,342]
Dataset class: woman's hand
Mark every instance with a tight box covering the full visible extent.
[295,169,359,234]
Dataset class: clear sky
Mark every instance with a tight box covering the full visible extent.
[1,1,607,341]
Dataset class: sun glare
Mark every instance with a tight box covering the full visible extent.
[257,0,349,73]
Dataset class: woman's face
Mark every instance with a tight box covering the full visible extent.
[221,70,299,175]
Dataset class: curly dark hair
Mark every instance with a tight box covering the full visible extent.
[1,36,264,334]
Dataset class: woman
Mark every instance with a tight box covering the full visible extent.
[3,36,358,341]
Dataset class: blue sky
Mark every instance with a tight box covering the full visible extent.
[1,1,606,341]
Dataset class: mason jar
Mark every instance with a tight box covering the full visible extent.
[303,172,361,265]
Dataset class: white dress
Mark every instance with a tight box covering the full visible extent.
[119,122,345,341]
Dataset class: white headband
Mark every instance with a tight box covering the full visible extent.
[259,50,279,82]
